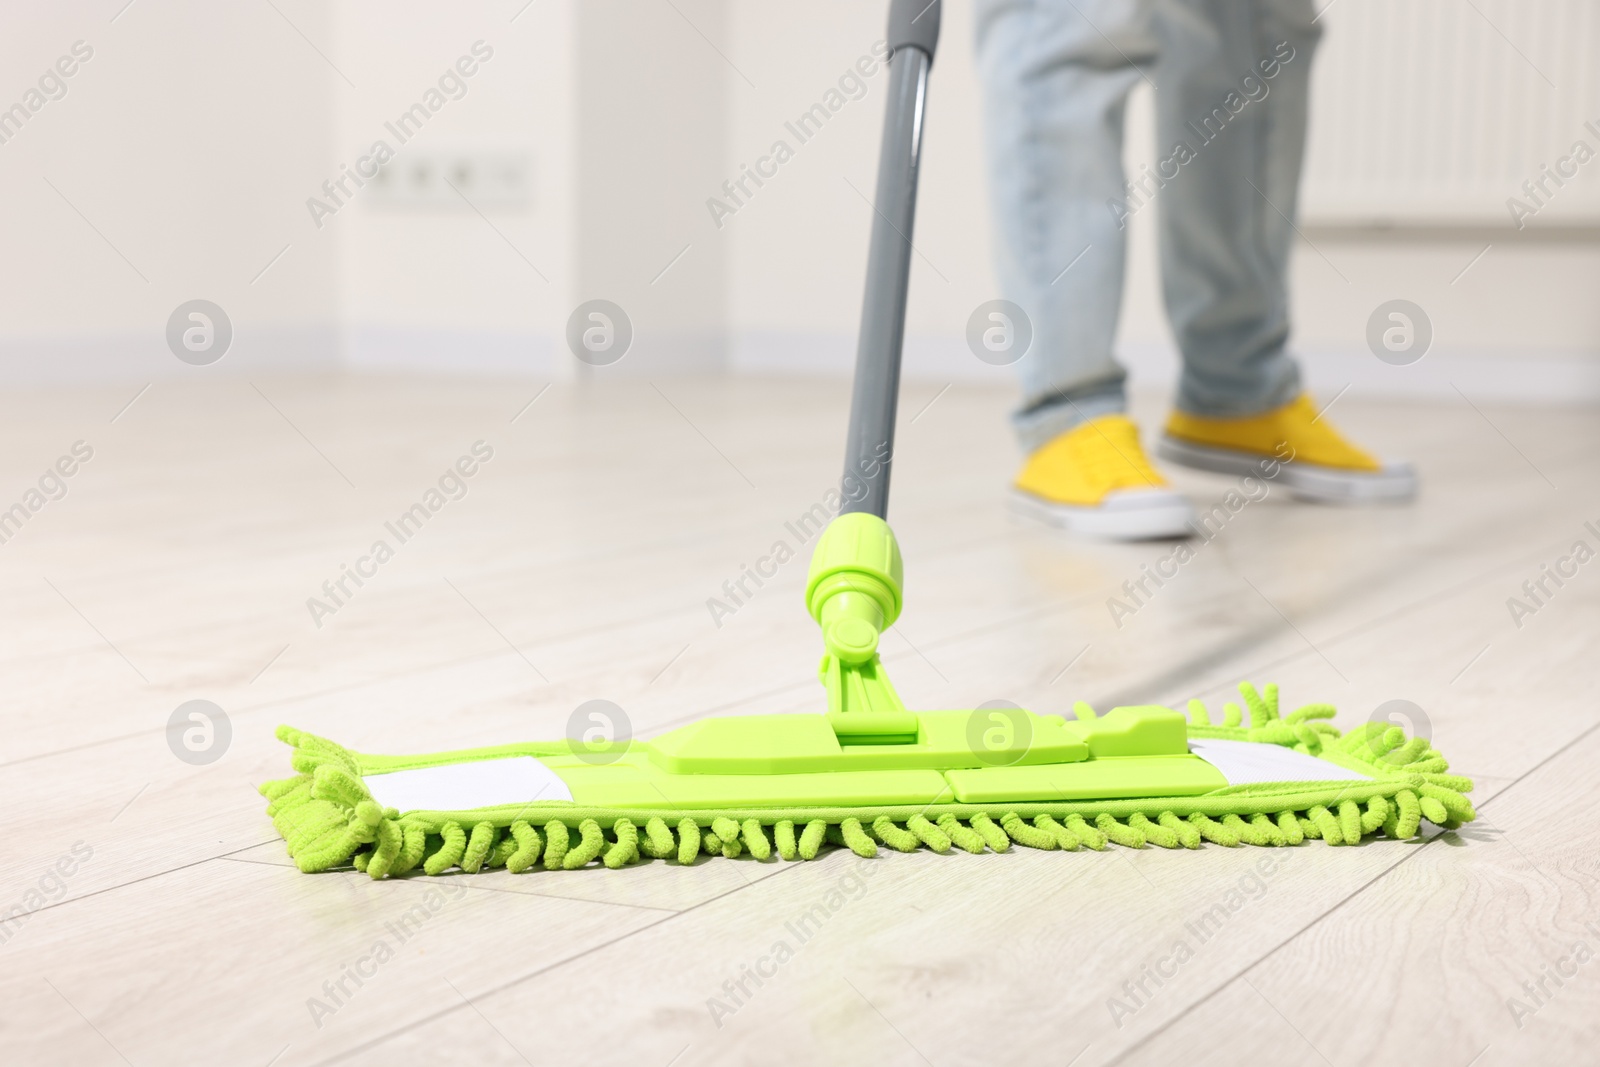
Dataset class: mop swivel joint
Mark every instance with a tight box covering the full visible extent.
[806,513,903,664]
[805,514,914,721]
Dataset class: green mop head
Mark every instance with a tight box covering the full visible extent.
[260,516,1475,877]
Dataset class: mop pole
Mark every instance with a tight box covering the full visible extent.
[839,0,942,519]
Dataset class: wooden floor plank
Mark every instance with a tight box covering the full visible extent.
[0,377,1594,1066]
[1116,723,1600,1067]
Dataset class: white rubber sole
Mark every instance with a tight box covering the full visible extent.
[1156,434,1417,505]
[1010,486,1197,541]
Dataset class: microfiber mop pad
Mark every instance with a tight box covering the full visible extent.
[259,676,1474,878]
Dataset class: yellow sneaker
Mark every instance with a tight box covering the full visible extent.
[1158,394,1417,504]
[1012,415,1195,540]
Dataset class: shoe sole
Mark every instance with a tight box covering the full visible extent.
[1156,434,1417,505]
[1009,488,1197,541]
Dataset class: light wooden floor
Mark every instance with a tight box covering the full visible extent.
[2,374,1596,1067]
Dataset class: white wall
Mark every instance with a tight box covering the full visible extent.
[723,0,1004,385]
[0,0,341,382]
[0,0,728,384]
[333,0,577,378]
[2,0,1597,400]
[334,0,730,380]
[571,0,728,376]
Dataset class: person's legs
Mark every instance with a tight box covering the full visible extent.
[1151,0,1321,418]
[974,0,1158,452]
[1148,1,1415,504]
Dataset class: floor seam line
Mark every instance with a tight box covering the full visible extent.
[308,860,807,1066]
[1104,718,1600,1065]
[14,840,280,921]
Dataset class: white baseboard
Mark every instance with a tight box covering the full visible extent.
[0,325,341,384]
[730,330,1015,384]
[731,330,1600,404]
[345,325,560,378]
[3,325,1595,403]
[345,326,727,378]
[1127,341,1600,405]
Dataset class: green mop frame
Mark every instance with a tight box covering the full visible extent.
[262,688,1475,876]
[260,0,1473,878]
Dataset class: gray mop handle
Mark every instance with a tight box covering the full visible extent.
[888,0,942,63]
[838,0,941,520]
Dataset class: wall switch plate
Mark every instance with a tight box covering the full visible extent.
[367,151,532,210]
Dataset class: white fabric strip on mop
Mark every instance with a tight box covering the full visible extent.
[363,756,573,813]
[1188,738,1371,786]
[359,743,1366,812]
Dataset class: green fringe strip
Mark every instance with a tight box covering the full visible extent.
[260,682,1476,879]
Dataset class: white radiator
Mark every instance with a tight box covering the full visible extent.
[1301,0,1600,227]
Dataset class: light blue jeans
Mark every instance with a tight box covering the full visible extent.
[974,0,1322,451]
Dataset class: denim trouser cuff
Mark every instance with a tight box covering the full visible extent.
[1012,386,1127,454]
